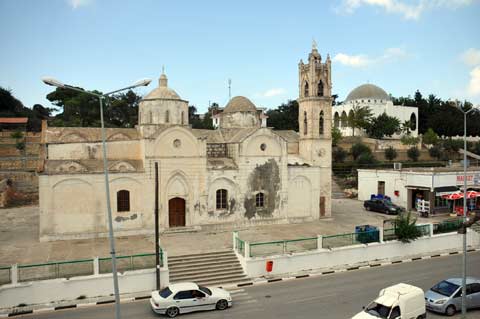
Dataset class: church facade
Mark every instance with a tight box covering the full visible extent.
[38,46,333,241]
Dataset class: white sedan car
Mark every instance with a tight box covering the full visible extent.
[150,282,232,318]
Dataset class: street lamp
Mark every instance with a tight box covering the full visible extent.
[42,76,151,319]
[450,99,476,319]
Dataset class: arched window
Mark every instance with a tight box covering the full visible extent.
[304,81,309,97]
[255,192,265,208]
[341,111,347,128]
[303,111,308,135]
[216,189,228,210]
[334,112,340,128]
[181,111,184,125]
[117,190,130,212]
[165,110,170,123]
[318,80,324,97]
[319,111,324,135]
[410,113,417,131]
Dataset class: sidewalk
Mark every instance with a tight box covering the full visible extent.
[0,199,450,265]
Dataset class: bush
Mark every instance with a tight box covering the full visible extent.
[332,127,342,147]
[401,134,420,146]
[428,144,442,160]
[333,147,348,163]
[395,211,422,243]
[356,152,377,165]
[422,128,439,145]
[10,131,23,139]
[15,141,25,151]
[384,146,397,161]
[351,142,371,161]
[407,146,420,161]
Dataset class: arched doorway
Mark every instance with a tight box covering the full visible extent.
[169,197,185,227]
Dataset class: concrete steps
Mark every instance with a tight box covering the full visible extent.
[332,177,347,199]
[168,250,249,287]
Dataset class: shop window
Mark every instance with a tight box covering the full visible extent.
[216,189,228,209]
[117,190,130,212]
[256,192,265,208]
[435,196,448,208]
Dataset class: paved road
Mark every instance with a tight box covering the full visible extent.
[19,252,480,319]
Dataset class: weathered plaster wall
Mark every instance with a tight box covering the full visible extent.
[47,140,141,160]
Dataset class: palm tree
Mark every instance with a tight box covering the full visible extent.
[347,104,373,136]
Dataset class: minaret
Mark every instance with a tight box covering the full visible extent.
[297,42,333,217]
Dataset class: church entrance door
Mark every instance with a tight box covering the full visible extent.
[169,197,185,227]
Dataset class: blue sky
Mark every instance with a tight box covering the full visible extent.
[1,0,479,113]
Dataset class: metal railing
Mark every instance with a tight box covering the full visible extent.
[0,266,11,285]
[249,237,317,257]
[433,219,462,234]
[235,237,245,257]
[384,224,431,241]
[99,252,162,274]
[18,258,94,282]
[322,230,380,249]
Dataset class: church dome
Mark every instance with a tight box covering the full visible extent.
[142,74,182,100]
[345,84,390,102]
[223,96,257,113]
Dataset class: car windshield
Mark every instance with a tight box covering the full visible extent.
[159,287,173,298]
[431,280,460,297]
[383,201,395,207]
[199,286,212,296]
[365,302,392,318]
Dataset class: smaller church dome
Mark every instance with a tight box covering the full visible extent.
[223,96,257,113]
[142,73,181,100]
[345,84,390,102]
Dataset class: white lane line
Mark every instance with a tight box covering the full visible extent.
[235,299,258,305]
[231,292,249,298]
[227,288,245,294]
[286,293,337,304]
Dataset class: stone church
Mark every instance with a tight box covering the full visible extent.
[38,46,333,241]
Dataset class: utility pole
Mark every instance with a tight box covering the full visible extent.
[155,162,160,290]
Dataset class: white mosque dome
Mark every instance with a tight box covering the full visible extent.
[345,84,390,102]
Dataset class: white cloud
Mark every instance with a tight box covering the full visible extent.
[333,47,407,67]
[333,53,371,67]
[461,48,480,67]
[468,66,480,96]
[260,88,286,97]
[338,0,473,20]
[68,0,93,9]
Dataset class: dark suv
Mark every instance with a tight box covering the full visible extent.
[363,199,403,215]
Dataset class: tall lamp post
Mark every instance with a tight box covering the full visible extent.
[451,100,475,319]
[42,77,151,319]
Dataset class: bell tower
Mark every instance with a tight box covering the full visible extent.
[297,42,332,217]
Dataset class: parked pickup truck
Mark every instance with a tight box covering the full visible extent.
[363,199,404,215]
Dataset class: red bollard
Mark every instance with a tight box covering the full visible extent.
[266,260,273,272]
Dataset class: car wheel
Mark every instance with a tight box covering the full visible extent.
[166,307,179,318]
[445,305,456,316]
[365,206,371,211]
[216,299,228,310]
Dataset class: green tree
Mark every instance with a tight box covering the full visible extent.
[347,104,372,136]
[407,146,420,161]
[395,212,422,243]
[401,134,420,146]
[385,146,398,161]
[422,128,439,145]
[366,112,400,139]
[351,142,371,161]
[428,144,442,160]
[332,126,342,146]
[357,152,377,165]
[332,147,348,163]
[266,100,299,131]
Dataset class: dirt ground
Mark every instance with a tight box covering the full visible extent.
[0,199,450,266]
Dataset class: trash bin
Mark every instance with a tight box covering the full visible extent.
[266,260,273,272]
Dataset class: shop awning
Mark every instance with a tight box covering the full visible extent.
[435,186,460,196]
[441,190,480,200]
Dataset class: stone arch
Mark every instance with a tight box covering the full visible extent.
[304,81,309,97]
[109,161,136,172]
[154,126,201,157]
[107,132,131,141]
[334,112,340,128]
[166,170,190,198]
[208,177,239,213]
[56,161,88,173]
[410,112,417,131]
[288,175,312,217]
[60,132,88,143]
[341,111,347,128]
[243,132,282,157]
[318,80,324,97]
[319,110,324,135]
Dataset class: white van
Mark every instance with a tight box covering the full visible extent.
[352,283,426,319]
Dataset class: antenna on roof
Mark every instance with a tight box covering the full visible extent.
[228,78,232,100]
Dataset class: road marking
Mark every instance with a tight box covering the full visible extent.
[286,293,337,304]
[235,299,258,305]
[227,288,245,294]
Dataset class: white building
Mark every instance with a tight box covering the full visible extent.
[333,84,418,138]
[38,45,333,241]
[358,167,480,214]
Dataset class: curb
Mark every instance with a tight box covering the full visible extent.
[2,248,480,317]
